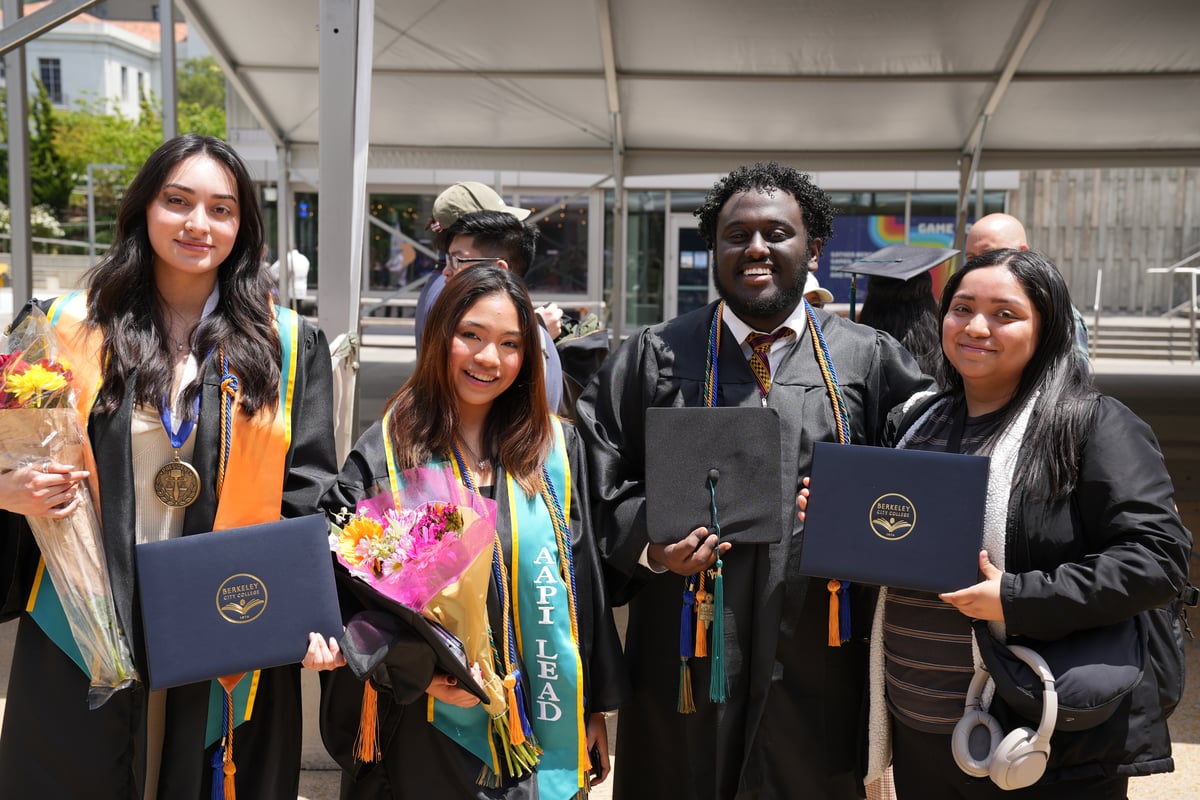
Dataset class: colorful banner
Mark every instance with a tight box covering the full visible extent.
[817,215,965,303]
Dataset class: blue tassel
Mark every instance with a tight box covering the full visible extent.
[709,559,727,702]
[680,578,696,658]
[211,690,230,800]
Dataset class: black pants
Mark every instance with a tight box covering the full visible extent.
[891,722,1128,800]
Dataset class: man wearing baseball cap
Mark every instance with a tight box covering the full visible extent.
[415,182,532,351]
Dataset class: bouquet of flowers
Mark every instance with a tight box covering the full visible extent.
[330,465,515,756]
[0,306,139,708]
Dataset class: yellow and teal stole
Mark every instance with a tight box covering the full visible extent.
[31,291,300,748]
[380,414,589,799]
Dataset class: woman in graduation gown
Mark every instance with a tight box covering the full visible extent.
[319,266,626,799]
[0,134,338,798]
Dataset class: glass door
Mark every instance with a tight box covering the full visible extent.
[665,213,714,320]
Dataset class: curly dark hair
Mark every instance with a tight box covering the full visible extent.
[694,161,835,249]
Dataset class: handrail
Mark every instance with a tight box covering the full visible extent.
[1146,262,1199,364]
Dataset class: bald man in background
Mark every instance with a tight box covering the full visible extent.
[966,213,1091,367]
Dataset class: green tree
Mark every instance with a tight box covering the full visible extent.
[29,78,75,214]
[177,56,226,109]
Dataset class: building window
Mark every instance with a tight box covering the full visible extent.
[138,72,147,99]
[121,66,129,101]
[38,58,62,104]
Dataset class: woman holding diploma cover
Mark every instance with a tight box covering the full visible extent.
[0,135,339,799]
[799,249,1192,798]
[319,266,625,799]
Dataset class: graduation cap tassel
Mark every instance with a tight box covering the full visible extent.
[214,674,244,800]
[677,576,697,713]
[709,557,727,703]
[353,681,382,763]
[827,580,842,647]
[504,673,528,746]
[694,571,709,658]
[707,472,727,703]
[211,747,223,800]
[677,659,696,714]
[512,672,535,741]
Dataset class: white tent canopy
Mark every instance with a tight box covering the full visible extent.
[172,0,1200,347]
[183,0,1200,174]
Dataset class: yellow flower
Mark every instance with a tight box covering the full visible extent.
[338,516,383,567]
[4,361,70,407]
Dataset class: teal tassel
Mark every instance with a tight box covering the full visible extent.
[709,559,727,702]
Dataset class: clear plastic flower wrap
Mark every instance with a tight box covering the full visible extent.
[0,306,139,708]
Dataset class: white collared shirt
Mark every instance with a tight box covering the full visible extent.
[721,302,810,374]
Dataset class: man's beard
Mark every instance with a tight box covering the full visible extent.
[712,265,806,323]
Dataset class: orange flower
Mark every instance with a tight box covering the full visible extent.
[338,516,383,568]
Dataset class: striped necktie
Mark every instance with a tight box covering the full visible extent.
[747,329,789,396]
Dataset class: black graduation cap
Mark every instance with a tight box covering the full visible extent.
[834,244,959,320]
[839,244,959,281]
[644,406,784,545]
[336,569,488,703]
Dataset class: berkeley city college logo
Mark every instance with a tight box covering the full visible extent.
[216,574,268,623]
[869,493,916,541]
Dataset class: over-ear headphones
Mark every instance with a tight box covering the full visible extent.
[951,645,1058,790]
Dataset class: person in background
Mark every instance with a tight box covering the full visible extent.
[804,272,834,309]
[0,134,339,798]
[416,181,532,352]
[576,161,932,800]
[269,248,311,312]
[857,270,942,377]
[319,266,626,798]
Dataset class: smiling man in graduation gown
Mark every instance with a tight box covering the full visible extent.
[576,162,934,799]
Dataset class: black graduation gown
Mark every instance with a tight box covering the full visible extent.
[574,301,932,800]
[318,419,627,799]
[0,315,338,799]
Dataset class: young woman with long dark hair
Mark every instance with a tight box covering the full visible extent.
[320,266,625,799]
[802,249,1190,799]
[0,133,338,798]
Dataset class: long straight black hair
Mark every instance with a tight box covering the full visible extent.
[83,134,279,419]
[938,249,1097,498]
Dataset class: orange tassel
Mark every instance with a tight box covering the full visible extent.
[223,752,236,800]
[504,673,526,745]
[694,589,709,658]
[827,579,841,647]
[216,673,244,799]
[354,681,381,763]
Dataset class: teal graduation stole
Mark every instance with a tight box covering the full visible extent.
[427,418,588,797]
